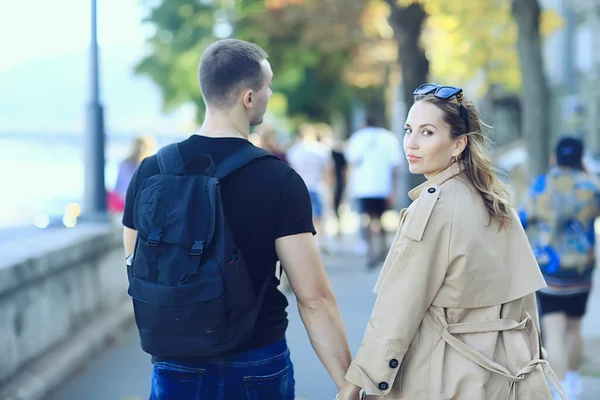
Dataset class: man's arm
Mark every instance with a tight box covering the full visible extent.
[276,233,352,390]
[123,226,137,257]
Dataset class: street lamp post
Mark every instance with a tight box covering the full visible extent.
[84,0,107,221]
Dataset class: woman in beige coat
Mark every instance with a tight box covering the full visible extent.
[338,84,566,400]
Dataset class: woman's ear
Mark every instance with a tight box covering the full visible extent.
[453,135,468,158]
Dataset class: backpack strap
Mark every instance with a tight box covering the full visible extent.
[250,265,277,319]
[214,145,277,180]
[156,143,186,176]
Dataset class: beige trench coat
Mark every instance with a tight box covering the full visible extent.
[345,164,565,400]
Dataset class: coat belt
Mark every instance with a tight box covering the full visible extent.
[437,315,566,400]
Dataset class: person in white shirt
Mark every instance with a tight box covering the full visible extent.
[287,125,332,244]
[346,115,401,268]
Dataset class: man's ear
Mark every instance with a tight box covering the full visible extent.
[242,89,253,109]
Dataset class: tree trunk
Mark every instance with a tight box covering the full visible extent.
[386,1,429,207]
[512,0,551,180]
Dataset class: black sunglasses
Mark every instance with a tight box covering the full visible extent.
[413,83,471,133]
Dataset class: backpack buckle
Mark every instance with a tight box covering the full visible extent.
[190,240,205,256]
[147,229,162,247]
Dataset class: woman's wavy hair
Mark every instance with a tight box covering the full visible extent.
[413,93,512,229]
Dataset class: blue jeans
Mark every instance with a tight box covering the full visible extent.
[308,191,323,218]
[149,339,294,400]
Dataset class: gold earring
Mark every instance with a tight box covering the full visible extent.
[453,156,460,173]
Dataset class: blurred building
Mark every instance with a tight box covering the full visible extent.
[543,0,600,157]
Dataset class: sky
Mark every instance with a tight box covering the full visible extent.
[0,0,200,135]
[0,0,152,72]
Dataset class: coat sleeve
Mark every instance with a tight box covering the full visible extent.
[345,184,452,396]
[523,292,547,359]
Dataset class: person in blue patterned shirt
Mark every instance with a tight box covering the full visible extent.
[519,136,600,400]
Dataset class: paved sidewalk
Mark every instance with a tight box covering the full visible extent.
[582,264,600,377]
[46,235,600,399]
[47,245,379,400]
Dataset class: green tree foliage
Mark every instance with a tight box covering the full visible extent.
[388,0,562,96]
[136,0,562,133]
[135,0,378,124]
[135,1,214,118]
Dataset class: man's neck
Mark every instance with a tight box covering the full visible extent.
[199,110,249,139]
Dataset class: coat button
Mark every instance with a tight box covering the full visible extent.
[378,381,389,391]
[428,187,436,194]
[389,359,399,368]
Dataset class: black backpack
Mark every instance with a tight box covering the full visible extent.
[127,142,278,357]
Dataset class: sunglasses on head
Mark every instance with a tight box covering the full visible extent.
[413,83,471,133]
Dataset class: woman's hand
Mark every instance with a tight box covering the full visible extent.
[337,380,362,400]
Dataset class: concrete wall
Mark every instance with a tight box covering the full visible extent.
[0,224,127,386]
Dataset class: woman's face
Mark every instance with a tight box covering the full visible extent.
[403,100,466,178]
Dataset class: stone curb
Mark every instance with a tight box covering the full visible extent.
[0,300,134,400]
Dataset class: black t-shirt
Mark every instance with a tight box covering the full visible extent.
[122,135,315,357]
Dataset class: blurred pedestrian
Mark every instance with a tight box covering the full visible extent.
[331,136,348,238]
[256,124,288,162]
[287,124,333,250]
[108,135,155,218]
[346,114,401,268]
[520,136,600,400]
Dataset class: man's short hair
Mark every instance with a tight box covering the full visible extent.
[198,39,268,109]
[555,136,584,168]
[365,114,379,127]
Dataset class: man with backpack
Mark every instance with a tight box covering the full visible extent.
[122,39,354,399]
